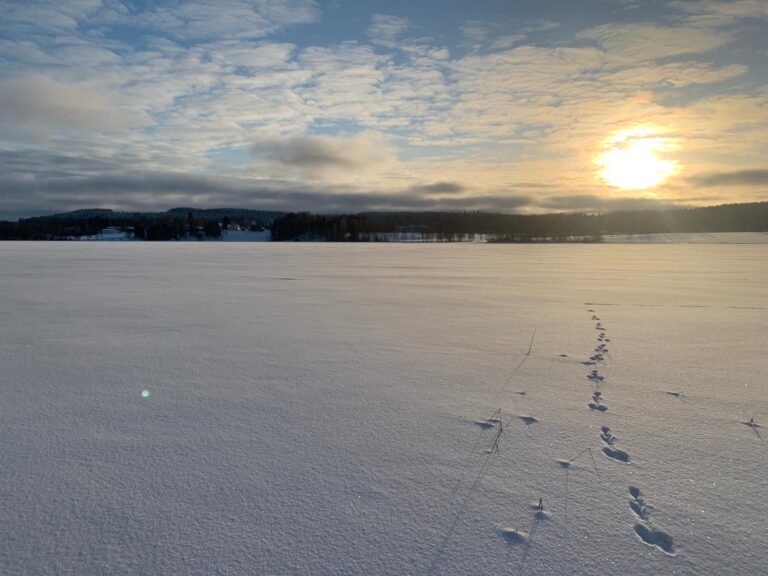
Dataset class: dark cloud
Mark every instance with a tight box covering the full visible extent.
[689,169,768,188]
[407,182,465,195]
[540,194,683,212]
[0,149,126,176]
[0,151,531,218]
[1,181,533,219]
[250,134,390,168]
[252,137,354,167]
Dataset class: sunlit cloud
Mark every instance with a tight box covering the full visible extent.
[577,23,735,66]
[0,0,766,218]
[0,75,152,137]
[368,14,411,48]
[135,0,321,40]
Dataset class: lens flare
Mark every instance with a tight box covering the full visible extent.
[141,389,150,398]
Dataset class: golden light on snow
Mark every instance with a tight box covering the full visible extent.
[596,126,679,190]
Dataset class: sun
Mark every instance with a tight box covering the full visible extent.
[596,126,679,189]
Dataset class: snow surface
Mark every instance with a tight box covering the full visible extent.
[602,232,768,244]
[216,230,271,242]
[1,242,766,575]
[79,229,271,242]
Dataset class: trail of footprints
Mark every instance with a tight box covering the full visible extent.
[584,308,676,556]
[489,311,677,558]
[585,312,610,414]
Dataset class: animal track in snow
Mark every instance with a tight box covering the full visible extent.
[587,370,604,382]
[588,402,608,412]
[602,446,629,462]
[517,415,539,426]
[600,428,630,461]
[629,487,675,555]
[628,486,652,520]
[634,524,676,555]
[501,528,529,544]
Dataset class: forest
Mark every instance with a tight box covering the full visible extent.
[0,208,282,240]
[270,202,768,242]
[1,202,766,241]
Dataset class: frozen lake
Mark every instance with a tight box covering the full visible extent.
[2,242,766,575]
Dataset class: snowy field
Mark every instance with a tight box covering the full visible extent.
[602,232,768,244]
[2,242,766,575]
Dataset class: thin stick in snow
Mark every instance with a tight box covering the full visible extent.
[587,448,601,482]
[746,418,762,439]
[527,328,537,356]
[490,421,504,454]
[485,328,538,418]
[565,447,599,478]
[563,447,602,517]
[566,447,591,465]
[486,408,502,426]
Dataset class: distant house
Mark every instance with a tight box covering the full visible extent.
[81,226,133,241]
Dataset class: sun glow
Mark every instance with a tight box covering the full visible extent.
[596,127,679,189]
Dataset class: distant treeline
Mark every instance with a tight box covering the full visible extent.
[0,208,283,240]
[271,202,768,242]
[0,215,221,241]
[2,202,767,241]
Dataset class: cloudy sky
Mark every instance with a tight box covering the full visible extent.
[1,0,767,218]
